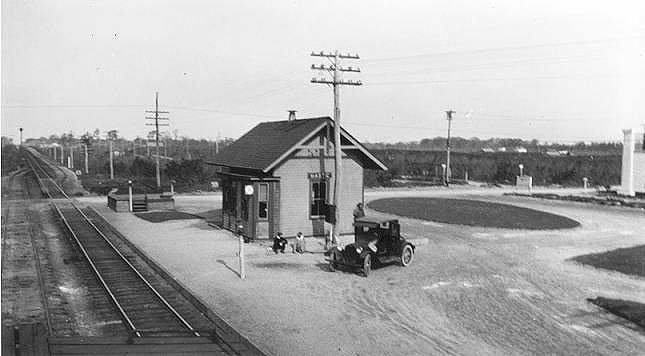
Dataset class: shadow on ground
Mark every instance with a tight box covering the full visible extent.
[587,297,645,331]
[572,245,645,277]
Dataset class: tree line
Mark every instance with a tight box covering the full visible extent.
[364,149,621,188]
[365,137,622,155]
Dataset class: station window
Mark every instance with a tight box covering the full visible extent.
[310,179,328,218]
[225,182,238,216]
[258,183,269,219]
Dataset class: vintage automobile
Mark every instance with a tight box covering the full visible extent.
[325,217,415,277]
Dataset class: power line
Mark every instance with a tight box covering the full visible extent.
[368,73,609,86]
[367,53,610,76]
[363,35,644,63]
[3,104,146,109]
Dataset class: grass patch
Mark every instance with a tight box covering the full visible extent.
[588,297,645,330]
[135,211,202,223]
[367,197,580,230]
[573,245,645,277]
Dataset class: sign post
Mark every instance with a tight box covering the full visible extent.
[237,185,254,280]
[128,180,133,212]
[238,223,246,280]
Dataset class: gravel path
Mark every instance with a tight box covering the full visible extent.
[81,188,645,355]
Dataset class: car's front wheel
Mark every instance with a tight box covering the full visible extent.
[400,244,414,267]
[363,254,372,277]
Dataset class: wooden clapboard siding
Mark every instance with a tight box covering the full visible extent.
[274,157,362,237]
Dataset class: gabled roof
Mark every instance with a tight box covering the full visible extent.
[208,116,387,173]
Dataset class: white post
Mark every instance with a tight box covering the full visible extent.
[238,224,245,280]
[441,164,447,185]
[519,164,524,177]
[583,177,589,190]
[621,129,635,196]
[128,180,133,212]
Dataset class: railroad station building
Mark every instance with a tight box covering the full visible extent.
[208,115,387,239]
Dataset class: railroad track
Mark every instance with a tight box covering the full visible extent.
[22,147,69,200]
[55,203,202,337]
[22,148,204,337]
[16,148,261,355]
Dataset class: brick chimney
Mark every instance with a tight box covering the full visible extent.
[288,110,297,121]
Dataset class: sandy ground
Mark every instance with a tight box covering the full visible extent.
[77,187,645,356]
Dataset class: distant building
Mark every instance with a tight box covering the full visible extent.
[513,146,527,153]
[208,116,387,239]
[481,148,495,153]
[619,129,645,196]
[545,150,570,157]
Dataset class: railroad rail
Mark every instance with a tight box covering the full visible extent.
[17,148,265,355]
[21,148,202,338]
[22,147,69,199]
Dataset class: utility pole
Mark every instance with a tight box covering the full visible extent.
[145,92,170,189]
[185,138,191,159]
[310,50,362,246]
[84,144,89,174]
[19,128,23,146]
[81,132,91,174]
[216,132,221,155]
[445,110,455,186]
[109,139,114,179]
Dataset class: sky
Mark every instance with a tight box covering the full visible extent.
[2,0,644,144]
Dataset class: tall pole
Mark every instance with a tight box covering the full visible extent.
[84,144,89,174]
[109,139,114,179]
[19,128,23,146]
[155,93,160,187]
[332,51,342,244]
[445,110,455,186]
[146,92,170,189]
[70,145,74,169]
[311,50,361,245]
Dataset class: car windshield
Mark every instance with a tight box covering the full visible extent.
[355,227,382,246]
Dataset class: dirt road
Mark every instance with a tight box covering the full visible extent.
[88,188,645,355]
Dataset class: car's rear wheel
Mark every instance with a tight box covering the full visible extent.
[400,244,414,267]
[363,254,372,277]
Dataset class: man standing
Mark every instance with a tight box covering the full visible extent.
[353,202,365,221]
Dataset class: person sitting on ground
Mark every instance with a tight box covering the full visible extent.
[294,232,305,253]
[272,232,288,254]
[353,202,365,221]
